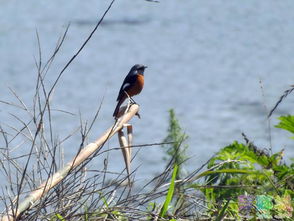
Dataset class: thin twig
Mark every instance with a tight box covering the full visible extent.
[268,85,294,118]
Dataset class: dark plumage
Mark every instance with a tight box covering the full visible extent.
[113,64,147,118]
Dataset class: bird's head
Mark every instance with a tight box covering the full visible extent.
[131,64,147,75]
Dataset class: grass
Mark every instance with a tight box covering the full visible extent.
[159,164,178,218]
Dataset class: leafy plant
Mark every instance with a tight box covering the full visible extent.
[200,137,294,219]
[162,109,188,180]
[275,115,294,138]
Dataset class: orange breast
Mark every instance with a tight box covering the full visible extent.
[127,74,144,96]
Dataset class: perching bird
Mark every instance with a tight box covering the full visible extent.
[113,64,147,118]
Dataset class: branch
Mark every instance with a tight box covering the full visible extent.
[1,104,139,221]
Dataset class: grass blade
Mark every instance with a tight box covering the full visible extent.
[215,199,230,221]
[159,164,178,218]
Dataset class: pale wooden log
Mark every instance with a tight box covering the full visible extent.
[127,124,133,158]
[118,130,131,178]
[1,104,139,221]
[118,123,133,186]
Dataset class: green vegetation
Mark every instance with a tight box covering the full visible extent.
[162,109,188,180]
[201,140,293,219]
[145,110,293,220]
[276,115,294,138]
[159,164,178,218]
[1,101,293,220]
[158,111,294,219]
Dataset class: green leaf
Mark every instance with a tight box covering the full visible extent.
[55,214,66,221]
[195,168,262,180]
[159,164,178,218]
[84,205,89,221]
[275,115,294,137]
[98,192,109,208]
[215,199,230,221]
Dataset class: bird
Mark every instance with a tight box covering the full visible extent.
[113,64,147,118]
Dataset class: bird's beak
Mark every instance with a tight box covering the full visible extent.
[143,65,148,69]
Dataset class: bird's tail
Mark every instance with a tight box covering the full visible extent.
[113,99,124,118]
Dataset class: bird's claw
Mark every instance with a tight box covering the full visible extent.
[135,112,141,119]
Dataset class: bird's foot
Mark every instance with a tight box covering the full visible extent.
[135,112,141,119]
[130,97,136,104]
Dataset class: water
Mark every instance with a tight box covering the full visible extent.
[0,0,294,188]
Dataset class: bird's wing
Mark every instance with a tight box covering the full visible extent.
[116,74,137,101]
